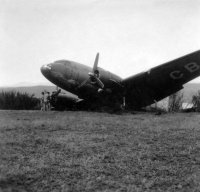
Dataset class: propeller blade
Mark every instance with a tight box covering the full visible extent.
[52,89,61,97]
[95,77,104,89]
[78,78,89,89]
[93,52,99,72]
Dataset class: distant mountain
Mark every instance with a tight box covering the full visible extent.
[0,82,52,88]
[0,83,200,101]
[183,83,200,102]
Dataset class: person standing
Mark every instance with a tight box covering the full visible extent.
[43,91,48,111]
[47,92,51,111]
[40,92,45,111]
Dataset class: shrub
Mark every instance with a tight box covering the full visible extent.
[0,91,40,110]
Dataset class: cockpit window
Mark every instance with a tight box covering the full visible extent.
[46,64,52,70]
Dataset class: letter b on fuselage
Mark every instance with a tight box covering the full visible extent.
[184,62,200,73]
[170,62,200,80]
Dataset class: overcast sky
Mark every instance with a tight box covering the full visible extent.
[1,0,200,86]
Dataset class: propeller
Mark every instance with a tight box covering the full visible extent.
[78,53,104,89]
[93,52,99,73]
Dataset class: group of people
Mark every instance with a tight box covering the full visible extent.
[40,89,61,111]
[40,91,51,111]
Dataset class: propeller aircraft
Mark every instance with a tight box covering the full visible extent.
[41,50,200,110]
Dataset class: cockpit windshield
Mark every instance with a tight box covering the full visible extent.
[46,64,52,70]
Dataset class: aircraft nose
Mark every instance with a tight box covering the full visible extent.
[40,64,52,76]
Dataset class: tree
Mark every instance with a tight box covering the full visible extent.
[192,91,200,112]
[168,91,183,112]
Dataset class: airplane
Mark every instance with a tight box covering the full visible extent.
[41,50,200,110]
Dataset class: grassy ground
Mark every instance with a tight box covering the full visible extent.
[0,110,200,192]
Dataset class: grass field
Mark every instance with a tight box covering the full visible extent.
[1,110,200,192]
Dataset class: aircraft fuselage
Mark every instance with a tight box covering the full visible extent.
[41,60,122,99]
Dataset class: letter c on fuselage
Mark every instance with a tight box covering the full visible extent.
[170,71,183,79]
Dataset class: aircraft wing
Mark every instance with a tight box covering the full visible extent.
[122,50,200,109]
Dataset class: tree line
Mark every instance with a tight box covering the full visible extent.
[162,91,200,112]
[0,91,40,110]
[1,90,200,111]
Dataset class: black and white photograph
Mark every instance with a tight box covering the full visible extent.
[1,0,200,191]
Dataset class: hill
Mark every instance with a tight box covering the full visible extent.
[183,83,200,102]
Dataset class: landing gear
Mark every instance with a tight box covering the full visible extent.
[107,95,125,114]
[121,97,126,109]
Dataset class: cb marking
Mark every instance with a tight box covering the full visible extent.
[170,62,200,80]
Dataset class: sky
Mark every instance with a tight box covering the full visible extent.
[1,0,200,86]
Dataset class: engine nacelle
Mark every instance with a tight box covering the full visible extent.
[57,93,83,103]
